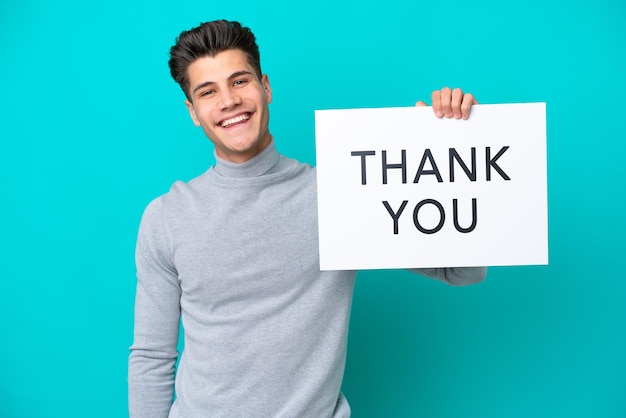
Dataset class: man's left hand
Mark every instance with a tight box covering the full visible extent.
[415,87,477,120]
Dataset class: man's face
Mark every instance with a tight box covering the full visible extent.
[185,49,272,163]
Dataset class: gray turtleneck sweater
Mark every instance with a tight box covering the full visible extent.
[128,141,486,418]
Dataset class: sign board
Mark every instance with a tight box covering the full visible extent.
[315,103,547,270]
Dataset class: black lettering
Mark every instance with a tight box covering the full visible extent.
[350,150,376,185]
[412,199,445,234]
[383,200,409,235]
[413,149,443,183]
[382,150,407,184]
[449,147,476,182]
[486,146,511,181]
[453,198,478,233]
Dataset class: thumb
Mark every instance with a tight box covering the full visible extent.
[415,100,428,107]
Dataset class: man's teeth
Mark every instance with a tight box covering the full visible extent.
[220,114,250,128]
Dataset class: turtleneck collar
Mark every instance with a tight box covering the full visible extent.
[213,139,280,179]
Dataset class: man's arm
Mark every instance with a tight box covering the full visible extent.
[128,199,181,418]
[412,87,486,285]
[411,267,487,286]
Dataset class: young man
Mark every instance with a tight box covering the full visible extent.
[128,20,485,418]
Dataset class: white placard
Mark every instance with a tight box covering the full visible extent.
[315,103,548,270]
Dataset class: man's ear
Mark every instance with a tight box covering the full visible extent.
[185,100,201,126]
[261,74,272,104]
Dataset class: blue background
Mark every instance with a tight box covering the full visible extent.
[1,0,624,417]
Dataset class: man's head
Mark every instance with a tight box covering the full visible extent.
[169,20,273,163]
[169,20,262,101]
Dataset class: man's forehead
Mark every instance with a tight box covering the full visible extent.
[188,50,254,84]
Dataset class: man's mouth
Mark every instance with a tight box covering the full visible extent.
[219,113,251,128]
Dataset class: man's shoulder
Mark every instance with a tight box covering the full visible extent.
[276,155,317,179]
[143,170,212,216]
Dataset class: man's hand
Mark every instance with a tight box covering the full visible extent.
[415,87,477,120]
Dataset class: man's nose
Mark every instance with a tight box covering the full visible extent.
[220,89,242,110]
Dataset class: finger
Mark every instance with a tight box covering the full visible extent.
[431,90,443,118]
[451,88,464,119]
[415,100,428,107]
[460,93,477,120]
[440,87,453,118]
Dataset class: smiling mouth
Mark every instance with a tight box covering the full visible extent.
[219,113,251,128]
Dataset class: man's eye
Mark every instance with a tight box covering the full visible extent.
[234,79,248,86]
[201,90,215,96]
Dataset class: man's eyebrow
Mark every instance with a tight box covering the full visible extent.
[191,70,255,95]
[192,81,215,95]
[229,70,254,79]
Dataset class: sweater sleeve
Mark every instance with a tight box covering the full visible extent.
[129,199,181,418]
[410,266,487,286]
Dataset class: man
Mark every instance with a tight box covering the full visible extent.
[128,20,485,418]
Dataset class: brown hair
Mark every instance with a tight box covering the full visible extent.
[168,20,262,100]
